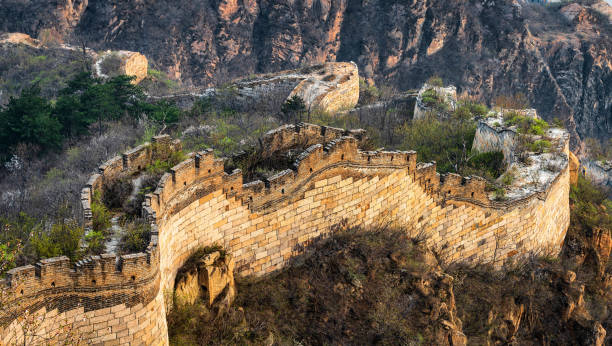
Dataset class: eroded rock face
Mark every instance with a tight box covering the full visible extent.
[174,268,200,306]
[1,0,610,149]
[174,251,236,309]
[0,32,39,47]
[582,160,612,196]
[556,271,608,346]
[486,297,524,344]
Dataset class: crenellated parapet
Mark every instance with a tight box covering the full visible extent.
[262,123,367,153]
[80,135,181,228]
[144,128,416,220]
[1,122,571,345]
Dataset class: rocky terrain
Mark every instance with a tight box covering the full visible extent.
[1,0,610,151]
[168,208,611,345]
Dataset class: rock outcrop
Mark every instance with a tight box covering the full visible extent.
[0,32,39,47]
[174,251,236,309]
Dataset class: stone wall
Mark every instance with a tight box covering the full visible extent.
[0,247,166,345]
[413,84,457,119]
[80,135,182,228]
[1,135,182,345]
[94,50,149,84]
[287,62,360,113]
[1,123,570,345]
[154,62,360,113]
[472,120,518,164]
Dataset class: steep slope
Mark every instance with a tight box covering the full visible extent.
[0,0,610,150]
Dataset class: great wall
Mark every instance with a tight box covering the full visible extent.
[150,62,360,113]
[0,111,572,344]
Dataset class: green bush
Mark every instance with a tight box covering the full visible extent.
[399,116,477,175]
[504,114,549,135]
[493,187,507,201]
[570,175,612,233]
[0,242,20,277]
[146,151,188,175]
[119,221,151,254]
[141,100,182,126]
[501,171,515,186]
[468,151,505,179]
[92,191,112,232]
[421,89,440,107]
[421,88,449,113]
[85,230,106,255]
[31,220,84,261]
[529,139,551,153]
[427,75,444,87]
[281,95,307,123]
[358,78,380,105]
[455,101,488,119]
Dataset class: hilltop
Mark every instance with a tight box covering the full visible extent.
[1,0,610,152]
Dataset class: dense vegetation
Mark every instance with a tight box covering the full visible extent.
[167,176,611,345]
[0,42,87,105]
[0,72,181,162]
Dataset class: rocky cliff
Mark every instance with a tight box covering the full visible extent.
[0,0,610,150]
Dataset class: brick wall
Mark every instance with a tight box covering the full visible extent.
[1,123,570,345]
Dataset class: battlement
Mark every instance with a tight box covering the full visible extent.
[80,135,182,228]
[1,122,571,345]
[2,246,158,297]
[146,126,416,219]
[262,123,367,153]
